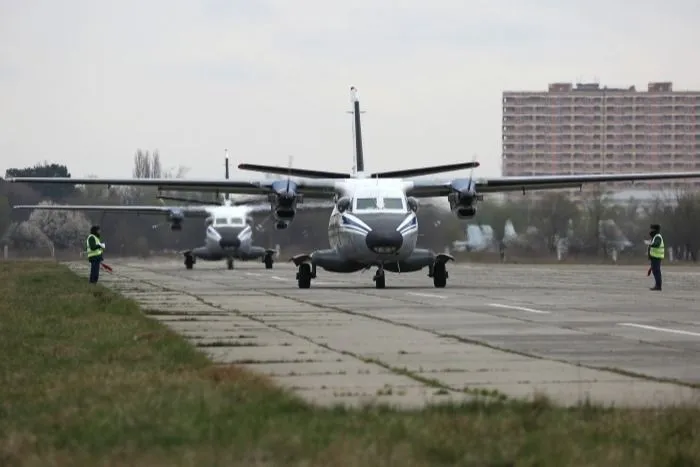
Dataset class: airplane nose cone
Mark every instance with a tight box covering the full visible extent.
[365,230,403,254]
[219,237,241,248]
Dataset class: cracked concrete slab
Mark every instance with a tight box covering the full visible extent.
[66,258,700,408]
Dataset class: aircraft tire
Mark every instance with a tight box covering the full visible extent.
[264,255,274,269]
[184,254,194,270]
[297,264,312,289]
[227,258,234,270]
[433,263,447,288]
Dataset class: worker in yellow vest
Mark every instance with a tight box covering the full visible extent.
[86,225,106,284]
[646,223,664,291]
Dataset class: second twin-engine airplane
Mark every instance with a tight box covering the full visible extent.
[11,87,700,288]
[13,153,309,271]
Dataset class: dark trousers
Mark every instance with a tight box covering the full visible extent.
[650,258,662,288]
[89,256,102,283]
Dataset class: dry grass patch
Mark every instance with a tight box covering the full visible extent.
[1,261,699,466]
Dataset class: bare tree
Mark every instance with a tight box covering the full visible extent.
[531,192,580,251]
[122,149,162,205]
[132,149,162,179]
[578,185,616,256]
[668,190,700,261]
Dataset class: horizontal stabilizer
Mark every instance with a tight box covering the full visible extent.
[157,195,215,205]
[238,163,350,179]
[371,161,480,178]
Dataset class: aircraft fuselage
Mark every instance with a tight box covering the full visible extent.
[183,205,274,269]
[327,205,417,265]
[292,178,451,285]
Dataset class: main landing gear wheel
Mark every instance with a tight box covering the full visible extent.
[227,258,234,270]
[297,263,312,289]
[264,254,274,269]
[184,254,194,270]
[433,262,448,288]
[373,268,386,289]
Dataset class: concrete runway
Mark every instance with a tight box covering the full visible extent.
[68,258,700,408]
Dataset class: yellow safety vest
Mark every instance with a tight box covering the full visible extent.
[649,233,664,259]
[86,234,103,258]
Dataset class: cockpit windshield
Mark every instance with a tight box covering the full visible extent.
[230,217,244,225]
[353,196,405,211]
[355,198,379,210]
[382,197,404,210]
[214,217,228,225]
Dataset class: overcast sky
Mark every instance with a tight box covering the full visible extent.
[2,0,698,180]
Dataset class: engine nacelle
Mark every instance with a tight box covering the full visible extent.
[274,206,296,222]
[168,208,185,230]
[336,196,351,213]
[447,179,480,219]
[269,180,299,229]
[453,205,477,218]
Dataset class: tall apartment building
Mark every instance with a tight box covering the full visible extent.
[501,81,700,200]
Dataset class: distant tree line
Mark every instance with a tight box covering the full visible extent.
[472,187,700,261]
[1,151,699,261]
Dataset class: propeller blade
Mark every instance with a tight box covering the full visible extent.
[468,154,477,185]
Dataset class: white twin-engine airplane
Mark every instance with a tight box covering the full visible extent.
[10,86,700,288]
[13,153,329,271]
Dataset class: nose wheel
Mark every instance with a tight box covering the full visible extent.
[373,267,386,289]
[184,253,195,270]
[227,258,234,270]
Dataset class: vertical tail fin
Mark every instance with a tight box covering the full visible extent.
[350,86,364,174]
[224,149,230,204]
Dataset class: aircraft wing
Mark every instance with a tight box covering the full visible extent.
[243,200,336,215]
[406,171,700,198]
[7,177,339,199]
[12,204,212,218]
